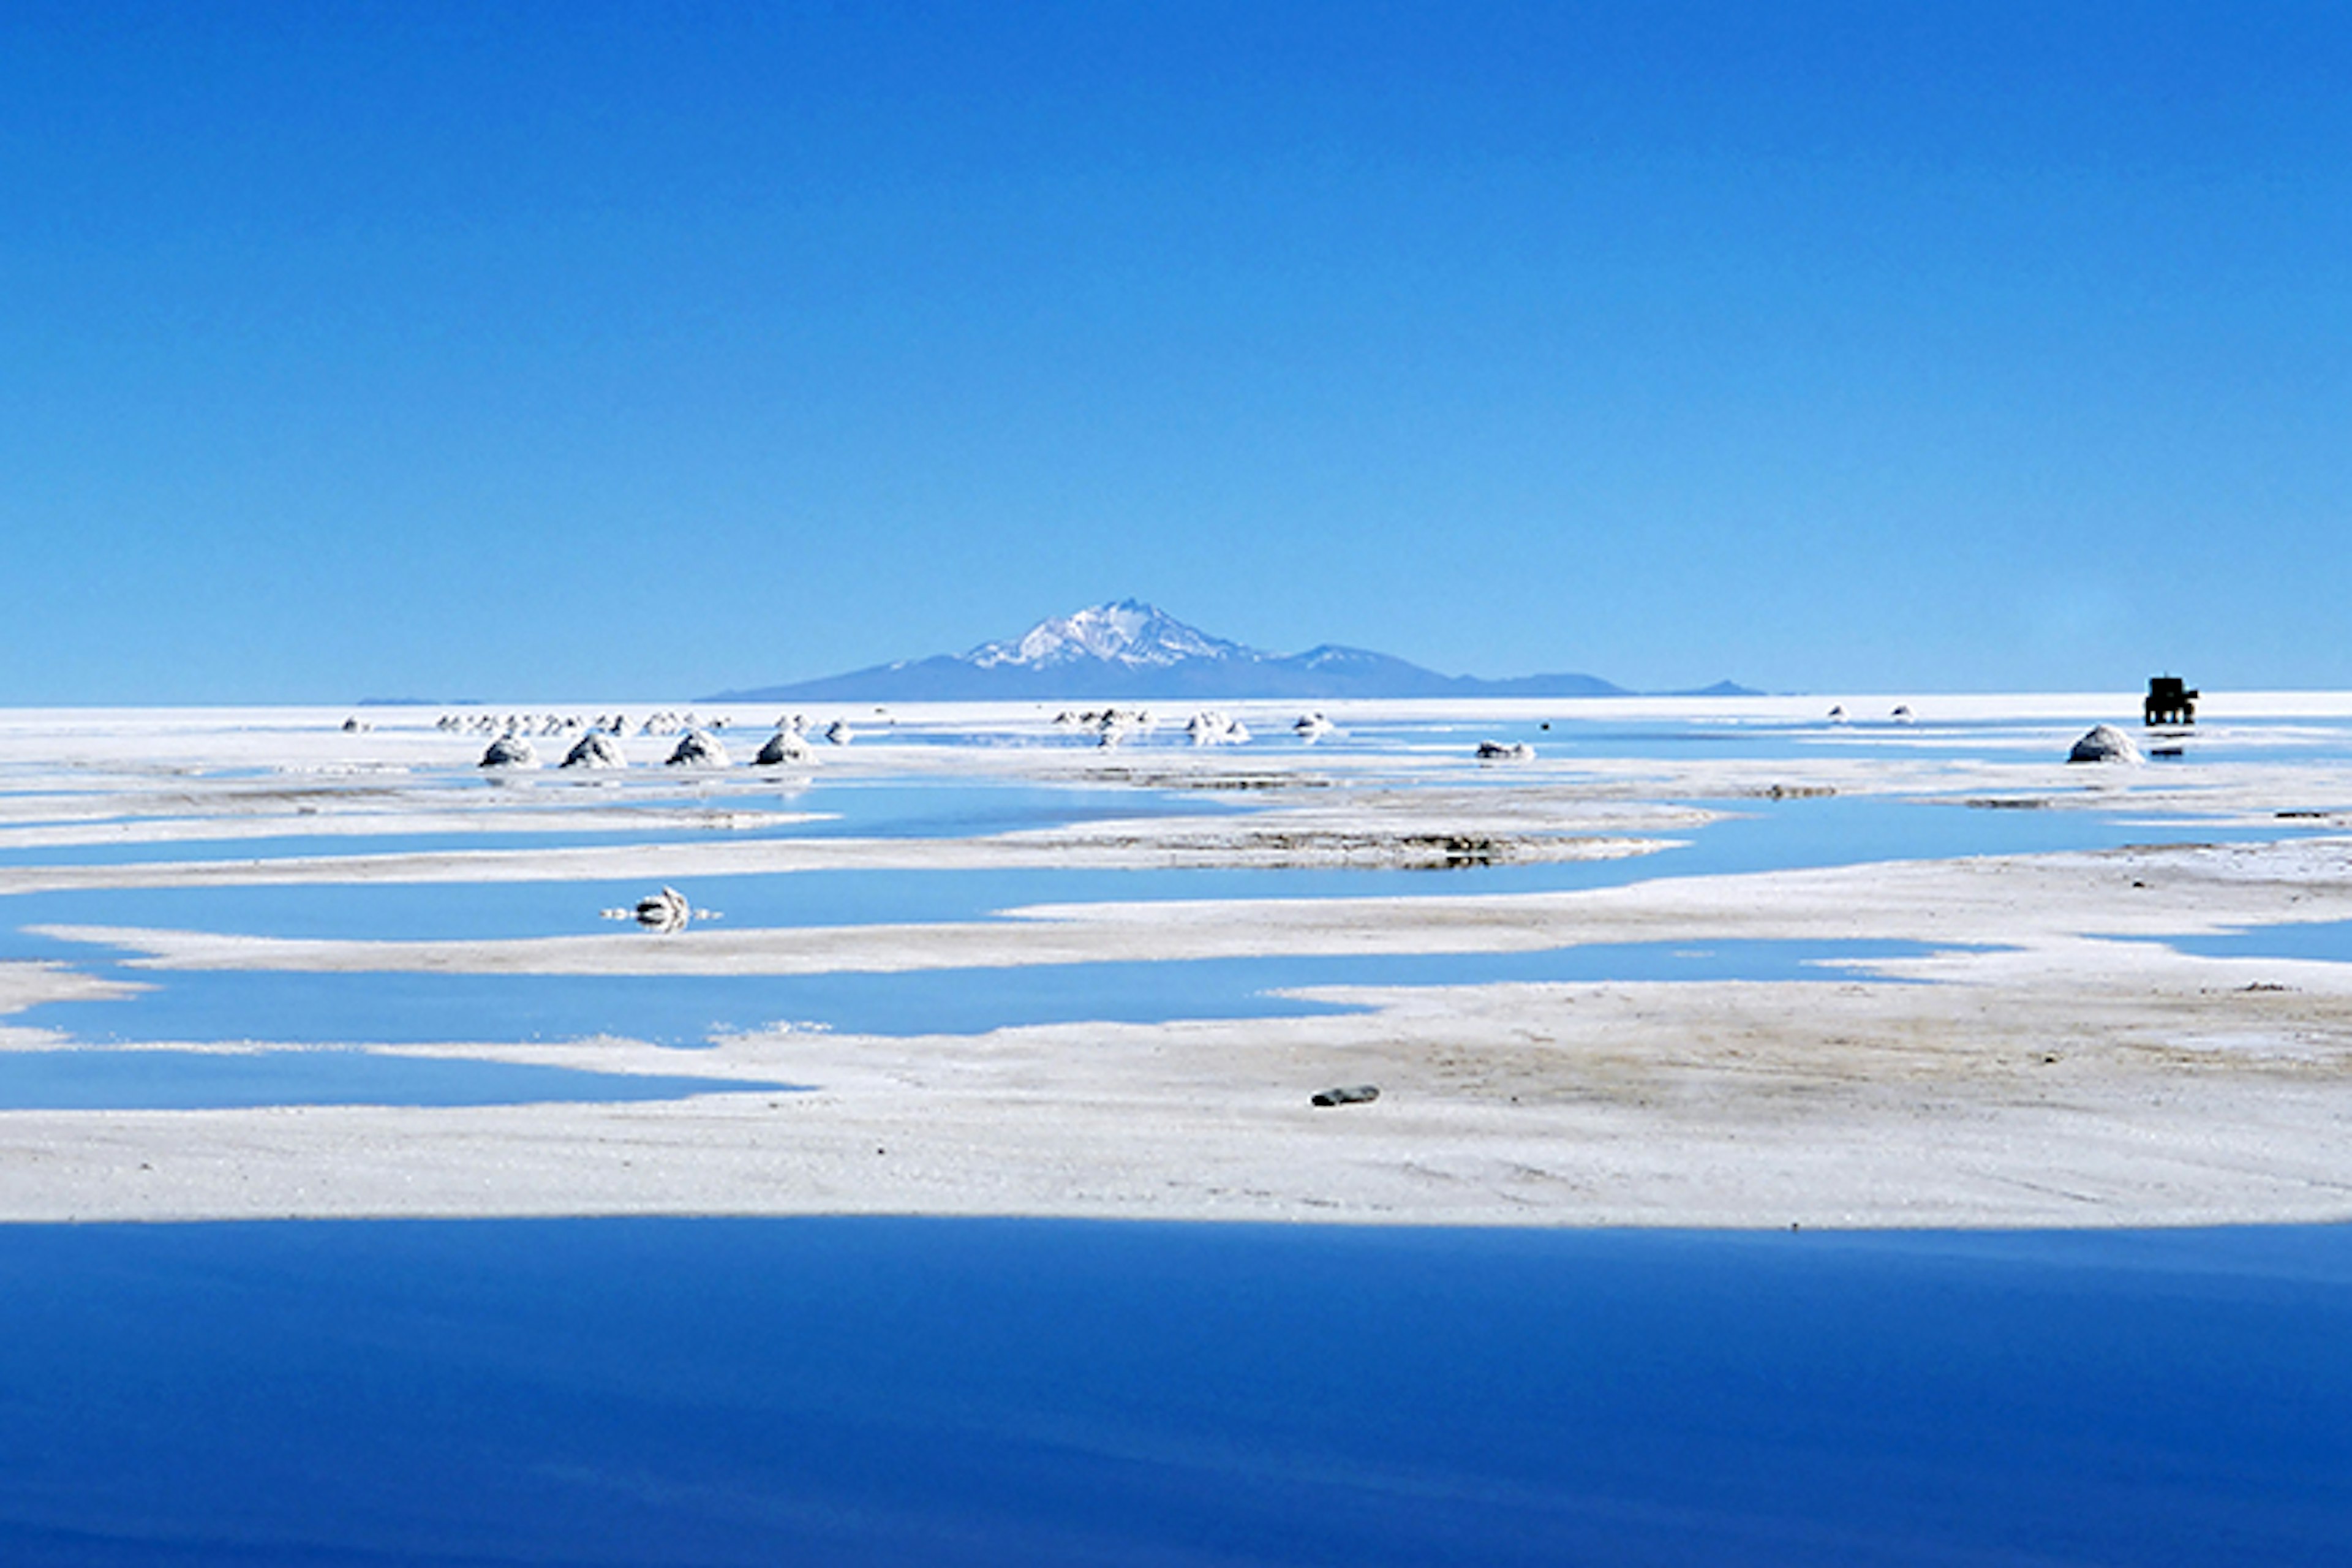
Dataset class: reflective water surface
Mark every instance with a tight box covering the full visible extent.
[0,1219,2342,1567]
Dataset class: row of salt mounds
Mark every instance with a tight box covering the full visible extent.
[638,710,729,737]
[1186,710,1250,745]
[756,729,815,765]
[666,729,729,767]
[1476,740,1534,761]
[2068,724,2143,764]
[448,712,597,736]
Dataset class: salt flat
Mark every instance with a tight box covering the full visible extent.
[1,698,2348,1226]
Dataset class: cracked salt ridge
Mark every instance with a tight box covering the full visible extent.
[0,1049,795,1110]
[20,941,1948,1049]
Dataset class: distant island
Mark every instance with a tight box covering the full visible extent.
[706,599,1757,703]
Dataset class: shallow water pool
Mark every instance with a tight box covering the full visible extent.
[21,939,1948,1048]
[0,1049,788,1110]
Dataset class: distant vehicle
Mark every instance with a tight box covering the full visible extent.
[2145,676,2198,726]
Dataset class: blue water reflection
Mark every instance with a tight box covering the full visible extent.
[0,1218,2341,1566]
[0,1049,786,1110]
[21,940,1943,1047]
[2158,919,2352,965]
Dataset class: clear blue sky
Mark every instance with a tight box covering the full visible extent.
[4,1,2345,701]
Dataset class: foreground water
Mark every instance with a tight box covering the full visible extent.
[0,1218,2342,1567]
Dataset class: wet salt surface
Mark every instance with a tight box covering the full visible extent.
[2,718,2342,1098]
[0,782,1246,868]
[0,794,2301,956]
[1310,712,2352,767]
[0,1049,790,1110]
[0,787,2299,1059]
[19,940,1945,1052]
[0,1218,2341,1567]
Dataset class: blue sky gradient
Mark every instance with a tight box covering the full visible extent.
[4,2,2345,701]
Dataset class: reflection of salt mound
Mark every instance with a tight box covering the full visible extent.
[1476,740,1534,761]
[755,729,813,766]
[560,731,625,769]
[2068,724,2143,764]
[665,730,729,767]
[479,734,537,768]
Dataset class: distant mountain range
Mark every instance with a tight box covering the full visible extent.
[708,600,1756,703]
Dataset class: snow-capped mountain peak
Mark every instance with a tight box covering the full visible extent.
[965,600,1255,671]
[708,601,1653,701]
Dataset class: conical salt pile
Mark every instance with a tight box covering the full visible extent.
[2067,724,2142,764]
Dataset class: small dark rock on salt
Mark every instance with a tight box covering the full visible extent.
[1311,1084,1381,1107]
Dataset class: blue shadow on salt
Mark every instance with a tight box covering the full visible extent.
[23,940,1949,1047]
[0,1218,2342,1567]
[0,1049,791,1110]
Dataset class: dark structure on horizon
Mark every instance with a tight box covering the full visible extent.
[2144,675,2198,726]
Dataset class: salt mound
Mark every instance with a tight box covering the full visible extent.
[479,734,537,769]
[755,729,813,766]
[2068,724,2143,764]
[560,731,625,769]
[1476,740,1534,761]
[824,720,854,745]
[1186,710,1249,745]
[665,729,729,767]
[633,886,690,933]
